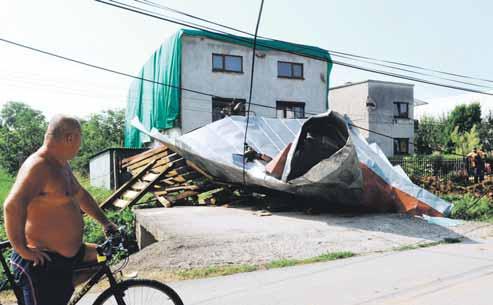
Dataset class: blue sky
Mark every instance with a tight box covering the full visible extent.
[1,0,492,118]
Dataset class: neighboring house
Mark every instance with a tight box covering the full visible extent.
[328,80,417,157]
[125,29,332,147]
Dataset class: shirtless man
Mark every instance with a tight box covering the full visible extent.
[3,115,117,305]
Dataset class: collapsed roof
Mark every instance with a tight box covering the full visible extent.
[132,111,452,216]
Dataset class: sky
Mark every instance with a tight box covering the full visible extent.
[1,0,493,120]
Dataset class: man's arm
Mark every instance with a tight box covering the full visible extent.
[72,176,116,233]
[3,159,51,265]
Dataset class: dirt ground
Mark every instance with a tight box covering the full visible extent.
[127,206,493,273]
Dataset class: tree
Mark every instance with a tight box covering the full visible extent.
[450,125,480,156]
[479,111,493,152]
[0,102,47,174]
[414,116,448,154]
[71,109,125,175]
[447,103,481,135]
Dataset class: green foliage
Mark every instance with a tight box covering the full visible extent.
[479,111,493,152]
[414,116,448,154]
[71,109,125,175]
[447,102,481,135]
[0,102,47,175]
[0,169,13,241]
[450,125,480,155]
[447,193,493,221]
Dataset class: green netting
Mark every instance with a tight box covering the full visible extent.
[125,29,333,147]
[124,31,183,147]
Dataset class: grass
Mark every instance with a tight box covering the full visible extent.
[175,251,355,280]
[393,238,462,252]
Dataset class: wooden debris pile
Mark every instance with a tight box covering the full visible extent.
[100,145,234,210]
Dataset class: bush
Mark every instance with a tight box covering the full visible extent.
[445,193,493,221]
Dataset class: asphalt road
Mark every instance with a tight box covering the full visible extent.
[77,238,493,305]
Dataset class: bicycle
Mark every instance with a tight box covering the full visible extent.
[0,227,184,305]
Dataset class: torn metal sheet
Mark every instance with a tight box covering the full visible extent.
[132,111,452,216]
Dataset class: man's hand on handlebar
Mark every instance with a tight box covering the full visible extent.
[102,221,118,237]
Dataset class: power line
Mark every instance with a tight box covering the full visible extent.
[0,37,216,98]
[132,0,493,88]
[0,11,471,157]
[242,0,265,186]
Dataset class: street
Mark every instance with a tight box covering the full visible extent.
[125,238,493,305]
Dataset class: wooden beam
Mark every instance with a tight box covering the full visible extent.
[186,160,214,180]
[99,160,156,209]
[121,145,167,168]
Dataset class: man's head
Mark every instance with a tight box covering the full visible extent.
[473,147,478,153]
[44,115,82,160]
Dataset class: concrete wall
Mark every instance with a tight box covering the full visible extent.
[180,36,328,133]
[328,80,415,157]
[367,81,414,156]
[328,82,370,139]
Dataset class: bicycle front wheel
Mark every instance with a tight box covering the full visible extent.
[92,279,184,305]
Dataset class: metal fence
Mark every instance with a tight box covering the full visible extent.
[388,157,467,179]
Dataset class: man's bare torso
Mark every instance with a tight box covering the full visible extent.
[24,153,84,257]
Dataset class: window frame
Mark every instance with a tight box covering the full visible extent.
[393,138,410,155]
[212,97,246,122]
[393,102,409,119]
[212,53,243,73]
[277,61,304,79]
[276,101,306,119]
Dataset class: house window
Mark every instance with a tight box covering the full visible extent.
[393,138,409,155]
[212,54,243,73]
[278,61,304,79]
[276,101,305,119]
[394,102,409,119]
[212,97,246,121]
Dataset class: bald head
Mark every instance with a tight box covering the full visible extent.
[45,115,81,141]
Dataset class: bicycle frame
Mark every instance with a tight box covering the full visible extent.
[68,262,120,305]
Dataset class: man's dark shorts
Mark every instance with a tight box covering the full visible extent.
[11,245,86,305]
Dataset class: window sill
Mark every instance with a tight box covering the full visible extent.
[277,76,305,80]
[212,69,244,74]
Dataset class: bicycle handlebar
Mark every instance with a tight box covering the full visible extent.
[96,226,128,259]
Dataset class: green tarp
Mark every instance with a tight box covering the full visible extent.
[125,29,333,148]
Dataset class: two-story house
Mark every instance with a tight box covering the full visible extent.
[125,29,332,147]
[328,80,415,157]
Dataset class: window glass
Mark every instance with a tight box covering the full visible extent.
[276,101,305,119]
[212,54,223,70]
[225,56,242,72]
[292,64,303,78]
[278,62,292,77]
[393,138,409,154]
[394,102,409,118]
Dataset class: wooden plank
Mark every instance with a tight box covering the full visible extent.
[186,160,214,180]
[142,172,161,182]
[114,199,129,208]
[118,165,174,210]
[164,166,190,177]
[122,145,168,167]
[131,181,148,191]
[153,189,168,196]
[153,194,172,208]
[99,160,157,209]
[122,190,139,200]
[165,185,199,192]
[130,153,180,174]
[174,191,198,201]
[127,151,170,171]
